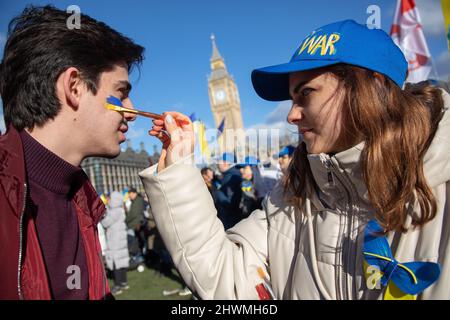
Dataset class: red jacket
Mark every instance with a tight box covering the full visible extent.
[0,126,111,299]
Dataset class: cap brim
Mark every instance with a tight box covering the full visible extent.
[251,59,341,101]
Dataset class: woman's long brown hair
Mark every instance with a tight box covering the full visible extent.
[284,64,444,232]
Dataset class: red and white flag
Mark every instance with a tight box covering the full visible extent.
[391,0,432,83]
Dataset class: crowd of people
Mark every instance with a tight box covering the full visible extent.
[97,187,152,295]
[200,146,295,230]
[98,186,177,296]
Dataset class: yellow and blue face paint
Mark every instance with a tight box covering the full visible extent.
[105,95,127,112]
[362,219,440,300]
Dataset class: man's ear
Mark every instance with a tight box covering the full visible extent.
[60,67,84,110]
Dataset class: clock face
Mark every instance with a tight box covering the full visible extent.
[215,90,226,102]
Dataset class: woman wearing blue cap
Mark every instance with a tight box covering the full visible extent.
[277,145,295,176]
[141,20,450,299]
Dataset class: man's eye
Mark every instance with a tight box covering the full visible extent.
[118,90,129,101]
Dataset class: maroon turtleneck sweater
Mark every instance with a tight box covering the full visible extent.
[20,130,89,300]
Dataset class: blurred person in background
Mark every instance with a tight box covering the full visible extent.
[214,153,243,229]
[101,191,130,296]
[237,158,260,219]
[277,145,296,177]
[125,187,146,268]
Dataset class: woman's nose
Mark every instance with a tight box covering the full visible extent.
[287,103,303,125]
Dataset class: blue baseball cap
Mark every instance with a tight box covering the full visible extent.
[278,145,295,157]
[221,152,236,164]
[237,155,260,168]
[251,20,408,101]
[245,155,259,165]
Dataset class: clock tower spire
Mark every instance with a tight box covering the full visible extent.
[208,34,244,155]
[210,34,225,71]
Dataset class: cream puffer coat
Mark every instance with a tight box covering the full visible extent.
[139,90,450,299]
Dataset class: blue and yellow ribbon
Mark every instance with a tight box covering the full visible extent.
[363,219,440,300]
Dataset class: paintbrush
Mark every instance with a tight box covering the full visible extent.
[105,96,190,126]
[257,267,276,300]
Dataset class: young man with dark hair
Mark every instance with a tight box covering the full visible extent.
[0,5,144,299]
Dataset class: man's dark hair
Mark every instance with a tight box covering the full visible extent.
[128,187,137,194]
[201,167,212,175]
[0,5,144,130]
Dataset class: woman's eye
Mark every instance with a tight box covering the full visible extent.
[301,88,314,97]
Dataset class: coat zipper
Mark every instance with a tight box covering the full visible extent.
[17,183,27,300]
[339,169,361,300]
[324,159,335,188]
[330,159,359,300]
[323,156,354,300]
[321,156,343,300]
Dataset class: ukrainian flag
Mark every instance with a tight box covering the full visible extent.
[100,193,108,205]
[197,121,211,162]
[442,0,450,51]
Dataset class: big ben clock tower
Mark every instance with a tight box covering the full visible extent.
[208,34,245,155]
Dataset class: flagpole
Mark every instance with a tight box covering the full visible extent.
[430,57,440,80]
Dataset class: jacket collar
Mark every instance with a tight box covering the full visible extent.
[20,130,84,195]
[0,125,27,217]
[307,141,370,206]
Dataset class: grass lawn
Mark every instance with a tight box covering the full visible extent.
[107,266,193,300]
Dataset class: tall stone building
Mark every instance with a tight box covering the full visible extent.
[81,140,159,195]
[208,34,245,157]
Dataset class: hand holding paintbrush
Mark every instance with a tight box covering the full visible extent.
[106,95,194,172]
[105,95,195,173]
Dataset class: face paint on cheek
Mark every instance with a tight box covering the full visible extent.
[105,95,124,112]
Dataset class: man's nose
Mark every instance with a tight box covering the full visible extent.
[287,102,303,125]
[122,98,137,122]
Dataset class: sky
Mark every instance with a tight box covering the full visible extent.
[0,0,449,153]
